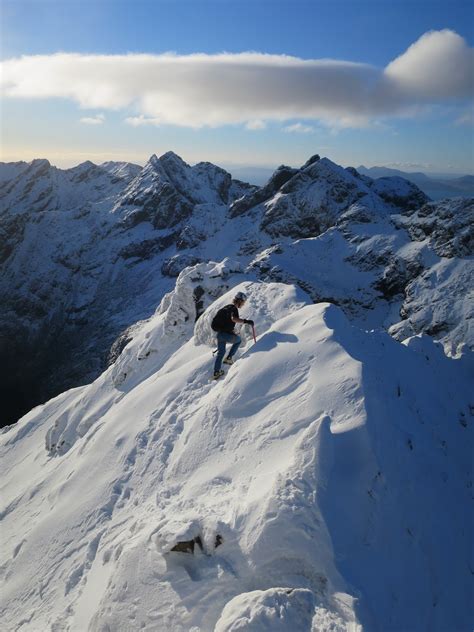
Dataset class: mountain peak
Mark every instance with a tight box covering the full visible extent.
[144,151,190,174]
[29,158,51,169]
[159,150,189,167]
[71,160,97,171]
[147,153,159,165]
[301,154,320,170]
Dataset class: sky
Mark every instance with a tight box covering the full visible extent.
[1,0,473,175]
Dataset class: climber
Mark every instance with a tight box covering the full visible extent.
[211,291,254,379]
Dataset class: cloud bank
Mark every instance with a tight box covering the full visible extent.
[1,30,472,128]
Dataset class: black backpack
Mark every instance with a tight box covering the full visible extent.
[211,305,234,332]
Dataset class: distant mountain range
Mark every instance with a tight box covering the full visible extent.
[356,165,474,200]
[233,164,474,200]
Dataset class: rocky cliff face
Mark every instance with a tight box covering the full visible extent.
[1,150,471,426]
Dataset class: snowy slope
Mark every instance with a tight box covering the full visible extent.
[1,151,472,431]
[100,160,142,183]
[1,280,472,631]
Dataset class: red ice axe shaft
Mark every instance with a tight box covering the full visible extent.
[252,324,257,344]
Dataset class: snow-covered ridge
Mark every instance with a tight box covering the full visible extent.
[0,151,472,429]
[1,280,472,631]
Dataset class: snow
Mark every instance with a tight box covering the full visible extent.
[214,588,317,631]
[100,160,142,183]
[1,152,471,432]
[1,152,473,629]
[0,160,30,183]
[1,280,472,631]
[389,257,474,354]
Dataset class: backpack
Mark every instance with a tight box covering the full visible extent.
[211,305,234,332]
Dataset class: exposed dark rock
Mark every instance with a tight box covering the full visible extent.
[119,208,151,229]
[279,171,312,195]
[118,231,180,260]
[229,165,299,217]
[69,162,101,183]
[136,185,192,229]
[217,173,232,203]
[301,154,320,169]
[374,259,424,299]
[425,322,448,336]
[345,166,360,179]
[161,254,202,277]
[108,332,134,366]
[193,285,206,321]
[176,225,205,250]
[0,214,27,264]
[345,249,390,272]
[337,204,378,226]
[171,536,203,554]
[260,197,328,239]
[29,158,51,178]
[394,198,474,257]
[169,534,222,554]
[237,237,264,256]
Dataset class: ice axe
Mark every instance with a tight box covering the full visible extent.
[251,324,257,344]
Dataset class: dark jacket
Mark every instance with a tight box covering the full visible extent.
[212,304,239,333]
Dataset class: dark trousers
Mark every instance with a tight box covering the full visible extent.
[214,331,241,372]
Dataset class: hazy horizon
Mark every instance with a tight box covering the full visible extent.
[1,153,471,183]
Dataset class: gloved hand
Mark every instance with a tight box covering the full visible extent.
[244,319,254,326]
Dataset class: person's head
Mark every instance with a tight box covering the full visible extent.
[233,291,247,308]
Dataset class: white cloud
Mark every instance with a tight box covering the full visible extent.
[124,114,161,126]
[245,119,267,130]
[1,30,472,129]
[385,30,473,101]
[79,113,105,125]
[284,123,315,133]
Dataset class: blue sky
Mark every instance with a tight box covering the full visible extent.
[1,0,473,174]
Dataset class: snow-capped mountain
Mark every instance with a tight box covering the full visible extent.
[1,152,473,630]
[1,277,472,631]
[0,151,472,430]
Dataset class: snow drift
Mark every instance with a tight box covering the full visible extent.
[1,280,473,631]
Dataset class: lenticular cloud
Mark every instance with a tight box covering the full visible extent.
[1,30,472,128]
